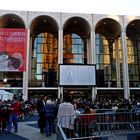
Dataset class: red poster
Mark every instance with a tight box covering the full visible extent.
[0,28,27,71]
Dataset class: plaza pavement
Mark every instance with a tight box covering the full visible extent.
[17,120,57,140]
[0,114,57,140]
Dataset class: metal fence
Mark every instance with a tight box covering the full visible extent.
[57,108,140,140]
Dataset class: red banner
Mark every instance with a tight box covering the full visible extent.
[0,28,27,71]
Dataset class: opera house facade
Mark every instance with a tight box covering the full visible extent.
[0,10,140,100]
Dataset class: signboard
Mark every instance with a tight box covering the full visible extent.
[59,64,96,86]
[0,28,27,71]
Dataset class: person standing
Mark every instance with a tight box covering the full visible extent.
[43,99,56,137]
[7,96,21,133]
[36,95,47,134]
[57,95,75,138]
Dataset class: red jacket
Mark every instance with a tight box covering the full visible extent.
[10,101,21,116]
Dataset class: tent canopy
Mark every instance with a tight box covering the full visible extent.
[0,90,13,101]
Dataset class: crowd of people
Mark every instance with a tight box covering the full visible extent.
[35,95,140,138]
[0,96,36,133]
[1,94,140,138]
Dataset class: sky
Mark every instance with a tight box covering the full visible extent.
[0,0,140,16]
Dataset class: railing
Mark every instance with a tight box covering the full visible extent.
[57,108,140,140]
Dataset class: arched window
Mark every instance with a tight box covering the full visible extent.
[63,33,86,64]
[31,33,58,86]
[96,34,122,87]
[126,20,140,87]
[95,18,122,88]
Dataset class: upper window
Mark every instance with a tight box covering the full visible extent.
[63,33,87,64]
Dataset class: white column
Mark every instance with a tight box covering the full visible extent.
[91,30,96,64]
[22,29,30,101]
[87,39,90,64]
[58,29,63,100]
[91,29,96,100]
[115,40,121,87]
[121,31,130,99]
[58,84,63,99]
[91,87,97,100]
[58,29,63,64]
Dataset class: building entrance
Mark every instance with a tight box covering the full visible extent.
[28,89,58,100]
[63,88,92,100]
[97,90,124,100]
[130,90,140,100]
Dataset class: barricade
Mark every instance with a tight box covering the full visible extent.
[57,109,140,140]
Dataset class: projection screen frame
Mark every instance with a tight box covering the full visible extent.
[59,64,96,86]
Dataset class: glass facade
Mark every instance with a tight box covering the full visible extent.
[95,35,123,87]
[126,20,140,88]
[29,33,58,87]
[127,38,140,87]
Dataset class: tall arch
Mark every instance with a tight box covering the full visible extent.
[95,18,122,98]
[0,14,26,98]
[63,16,91,64]
[61,16,93,98]
[0,14,25,28]
[29,15,58,90]
[126,20,140,90]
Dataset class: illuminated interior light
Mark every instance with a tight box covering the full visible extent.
[131,23,134,26]
[3,78,7,83]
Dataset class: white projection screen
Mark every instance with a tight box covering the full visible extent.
[59,65,96,86]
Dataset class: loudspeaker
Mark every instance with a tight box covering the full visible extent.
[44,69,56,87]
[96,70,104,87]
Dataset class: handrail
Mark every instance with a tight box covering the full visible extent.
[57,124,67,140]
